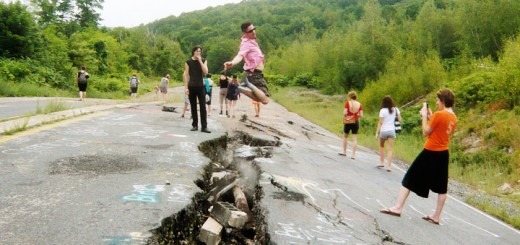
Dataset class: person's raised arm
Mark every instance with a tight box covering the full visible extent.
[224,54,244,70]
[201,60,208,75]
[421,103,433,136]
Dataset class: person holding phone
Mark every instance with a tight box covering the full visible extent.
[380,89,457,225]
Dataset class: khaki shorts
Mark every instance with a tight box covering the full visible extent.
[219,88,228,97]
[242,70,270,97]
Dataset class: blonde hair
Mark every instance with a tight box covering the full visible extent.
[348,91,357,100]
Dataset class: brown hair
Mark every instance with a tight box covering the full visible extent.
[437,88,455,108]
[381,95,395,114]
[191,45,202,55]
[348,91,357,100]
[241,22,252,33]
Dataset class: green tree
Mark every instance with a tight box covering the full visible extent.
[204,37,240,75]
[150,36,184,79]
[361,50,446,111]
[68,28,128,75]
[0,2,40,59]
[75,0,104,27]
[36,25,74,88]
[454,0,520,60]
[30,0,74,26]
[496,35,520,108]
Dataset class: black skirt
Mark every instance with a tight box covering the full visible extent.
[402,149,449,198]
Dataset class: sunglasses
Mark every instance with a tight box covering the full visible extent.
[246,27,256,33]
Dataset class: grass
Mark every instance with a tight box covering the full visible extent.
[271,86,425,163]
[2,118,29,135]
[271,86,520,229]
[0,81,73,97]
[35,100,70,114]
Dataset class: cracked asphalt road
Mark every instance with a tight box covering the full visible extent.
[1,89,519,244]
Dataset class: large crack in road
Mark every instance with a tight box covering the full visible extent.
[147,132,280,244]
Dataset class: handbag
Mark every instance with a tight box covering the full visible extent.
[343,101,359,124]
[343,115,356,124]
[394,108,402,133]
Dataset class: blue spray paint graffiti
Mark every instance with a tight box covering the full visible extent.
[101,232,147,245]
[122,185,165,203]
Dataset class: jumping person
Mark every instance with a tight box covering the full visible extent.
[224,22,269,105]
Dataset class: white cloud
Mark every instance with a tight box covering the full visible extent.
[100,0,242,27]
[1,0,242,28]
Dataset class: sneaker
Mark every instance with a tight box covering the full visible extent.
[226,111,229,116]
[240,76,251,87]
[220,111,223,115]
[181,114,185,118]
[201,128,211,133]
[190,127,198,131]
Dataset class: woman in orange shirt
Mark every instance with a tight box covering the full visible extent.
[380,89,457,225]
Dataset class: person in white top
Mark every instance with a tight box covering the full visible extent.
[375,96,402,171]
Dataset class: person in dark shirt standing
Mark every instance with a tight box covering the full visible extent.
[184,45,210,133]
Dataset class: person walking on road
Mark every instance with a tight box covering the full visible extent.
[380,89,457,225]
[204,73,214,116]
[160,74,170,101]
[226,74,240,118]
[76,66,89,101]
[181,92,190,118]
[339,91,363,159]
[184,45,210,133]
[224,22,269,105]
[218,71,229,116]
[375,95,402,172]
[129,73,140,99]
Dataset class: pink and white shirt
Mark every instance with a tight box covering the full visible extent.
[238,35,264,72]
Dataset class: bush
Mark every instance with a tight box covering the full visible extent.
[265,74,290,87]
[450,71,499,110]
[91,77,127,93]
[291,73,318,88]
[0,58,72,90]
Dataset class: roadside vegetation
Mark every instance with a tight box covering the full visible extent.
[1,0,519,228]
[2,119,29,135]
